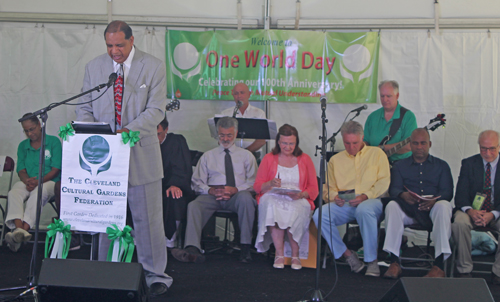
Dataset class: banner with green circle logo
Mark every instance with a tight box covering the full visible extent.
[166,30,379,103]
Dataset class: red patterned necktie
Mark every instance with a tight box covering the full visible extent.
[114,64,124,126]
[482,163,492,212]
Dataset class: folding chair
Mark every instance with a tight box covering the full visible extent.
[0,156,15,246]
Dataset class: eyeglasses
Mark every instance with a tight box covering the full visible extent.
[23,126,39,134]
[480,146,499,152]
[218,134,234,139]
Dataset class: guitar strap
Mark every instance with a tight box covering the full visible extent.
[379,106,408,146]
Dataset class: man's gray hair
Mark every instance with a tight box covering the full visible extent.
[217,116,238,132]
[478,130,500,144]
[341,121,364,137]
[379,80,399,94]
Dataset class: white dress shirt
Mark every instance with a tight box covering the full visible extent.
[191,143,257,195]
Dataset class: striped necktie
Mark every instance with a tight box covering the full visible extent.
[114,64,124,126]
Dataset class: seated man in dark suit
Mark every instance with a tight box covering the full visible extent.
[157,117,193,248]
[452,130,500,283]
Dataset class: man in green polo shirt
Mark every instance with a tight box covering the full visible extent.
[364,80,417,163]
[4,114,62,252]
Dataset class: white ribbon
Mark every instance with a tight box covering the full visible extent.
[50,232,65,259]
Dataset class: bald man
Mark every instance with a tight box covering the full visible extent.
[383,128,453,279]
[221,83,266,159]
[452,130,500,283]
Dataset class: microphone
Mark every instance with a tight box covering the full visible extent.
[232,101,243,118]
[97,72,118,89]
[320,96,327,110]
[350,104,367,113]
[106,72,118,88]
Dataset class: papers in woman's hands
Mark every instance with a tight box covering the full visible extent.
[269,187,301,195]
[404,186,441,201]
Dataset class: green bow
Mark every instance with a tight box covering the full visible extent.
[121,131,141,147]
[106,224,135,262]
[44,219,72,259]
[58,123,75,141]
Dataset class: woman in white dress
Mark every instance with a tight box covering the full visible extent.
[254,124,318,269]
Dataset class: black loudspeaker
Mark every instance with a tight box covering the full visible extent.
[379,277,494,302]
[38,258,148,302]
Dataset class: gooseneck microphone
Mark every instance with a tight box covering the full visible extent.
[106,72,118,88]
[232,101,243,118]
[350,104,367,113]
[97,72,118,89]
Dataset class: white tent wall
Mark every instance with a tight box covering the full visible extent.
[1,23,499,195]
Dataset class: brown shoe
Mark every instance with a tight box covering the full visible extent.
[383,262,402,279]
[424,266,445,278]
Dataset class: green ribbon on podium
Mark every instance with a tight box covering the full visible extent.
[58,123,75,141]
[45,219,72,259]
[121,131,140,147]
[106,224,135,262]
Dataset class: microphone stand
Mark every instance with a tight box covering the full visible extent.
[1,82,110,298]
[325,110,363,151]
[308,103,328,302]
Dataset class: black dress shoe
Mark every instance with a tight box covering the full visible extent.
[239,244,252,263]
[492,272,500,285]
[149,282,168,297]
[456,272,472,278]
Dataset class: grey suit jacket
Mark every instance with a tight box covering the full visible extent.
[76,48,166,186]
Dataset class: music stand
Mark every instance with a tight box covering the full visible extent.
[208,117,277,143]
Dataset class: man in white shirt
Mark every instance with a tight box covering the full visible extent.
[221,83,266,158]
[172,117,257,263]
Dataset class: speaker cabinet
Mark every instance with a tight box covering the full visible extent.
[379,277,494,302]
[38,258,148,302]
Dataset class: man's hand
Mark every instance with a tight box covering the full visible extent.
[467,209,486,226]
[116,128,130,134]
[418,197,438,212]
[470,210,495,227]
[166,185,183,199]
[213,186,238,201]
[333,195,345,207]
[349,194,368,207]
[400,192,419,205]
[479,212,495,227]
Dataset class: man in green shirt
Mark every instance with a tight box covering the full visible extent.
[363,80,417,163]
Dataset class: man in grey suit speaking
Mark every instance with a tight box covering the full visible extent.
[76,20,171,297]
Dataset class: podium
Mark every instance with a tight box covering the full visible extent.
[59,128,131,259]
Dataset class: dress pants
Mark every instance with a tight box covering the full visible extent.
[312,199,382,263]
[6,181,55,229]
[184,190,256,250]
[98,180,173,287]
[452,210,500,275]
[383,200,452,260]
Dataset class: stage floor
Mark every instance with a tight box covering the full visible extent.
[1,237,499,302]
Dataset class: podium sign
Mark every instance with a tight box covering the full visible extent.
[60,134,130,233]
